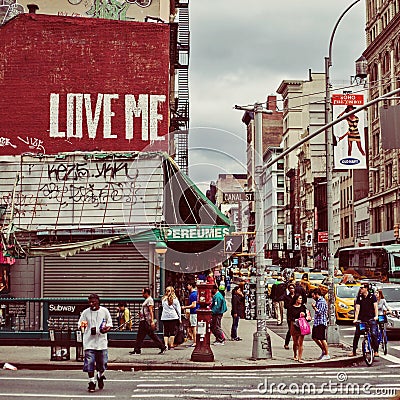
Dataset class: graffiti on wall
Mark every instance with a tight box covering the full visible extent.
[0,1,154,25]
[0,1,23,25]
[0,154,165,228]
[38,161,140,208]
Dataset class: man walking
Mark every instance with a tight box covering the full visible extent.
[211,284,227,345]
[353,283,379,356]
[311,288,330,360]
[271,278,286,325]
[78,293,113,392]
[230,285,245,341]
[182,282,199,347]
[283,283,296,349]
[129,287,167,355]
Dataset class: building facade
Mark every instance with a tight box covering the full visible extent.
[364,0,400,246]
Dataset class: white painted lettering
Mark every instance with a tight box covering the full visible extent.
[84,94,103,139]
[49,93,65,137]
[103,94,118,138]
[125,94,148,140]
[149,95,166,141]
[67,93,83,138]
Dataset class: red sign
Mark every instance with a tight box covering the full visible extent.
[318,231,328,243]
[331,94,364,106]
[0,14,170,155]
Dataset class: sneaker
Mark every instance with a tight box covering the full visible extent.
[129,350,141,355]
[321,355,331,360]
[88,382,96,392]
[318,352,325,360]
[213,341,225,346]
[348,352,357,357]
[97,375,106,390]
[234,337,242,341]
[158,346,167,354]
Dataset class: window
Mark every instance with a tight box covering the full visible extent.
[383,51,391,74]
[386,203,394,231]
[385,163,393,188]
[344,216,350,239]
[277,192,284,205]
[372,130,379,156]
[373,207,382,234]
[277,175,284,188]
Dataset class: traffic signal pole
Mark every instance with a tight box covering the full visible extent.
[235,103,273,359]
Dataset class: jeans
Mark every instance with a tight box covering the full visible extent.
[134,320,165,353]
[211,314,224,342]
[83,349,108,373]
[353,319,379,353]
[231,315,240,339]
[284,319,291,346]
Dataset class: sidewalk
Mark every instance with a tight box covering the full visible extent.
[0,307,362,371]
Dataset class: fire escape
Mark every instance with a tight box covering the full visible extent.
[171,0,190,175]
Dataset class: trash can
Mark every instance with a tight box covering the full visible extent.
[49,328,71,361]
[75,329,84,362]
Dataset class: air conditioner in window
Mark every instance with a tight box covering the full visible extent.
[348,200,353,205]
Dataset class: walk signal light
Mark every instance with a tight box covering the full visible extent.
[394,224,399,238]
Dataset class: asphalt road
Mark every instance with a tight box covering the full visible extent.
[0,367,399,399]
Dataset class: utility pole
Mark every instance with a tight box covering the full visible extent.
[325,0,360,344]
[235,103,272,359]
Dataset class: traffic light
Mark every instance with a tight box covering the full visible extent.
[394,224,399,238]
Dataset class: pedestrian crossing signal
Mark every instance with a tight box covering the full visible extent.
[224,235,242,254]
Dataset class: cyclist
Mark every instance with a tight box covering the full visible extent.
[376,289,392,316]
[353,283,379,357]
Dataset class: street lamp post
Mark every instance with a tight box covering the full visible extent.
[155,241,168,296]
[325,0,360,344]
[235,103,272,359]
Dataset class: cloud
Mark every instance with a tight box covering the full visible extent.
[187,0,366,189]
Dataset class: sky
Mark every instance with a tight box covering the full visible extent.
[187,0,366,192]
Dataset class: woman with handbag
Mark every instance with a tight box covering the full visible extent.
[287,294,310,363]
[161,286,181,350]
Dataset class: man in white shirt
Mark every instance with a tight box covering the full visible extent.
[78,293,112,393]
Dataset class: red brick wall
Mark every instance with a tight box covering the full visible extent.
[0,14,170,155]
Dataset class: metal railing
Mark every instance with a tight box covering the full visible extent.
[0,297,161,338]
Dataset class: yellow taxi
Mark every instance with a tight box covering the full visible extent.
[290,272,304,284]
[334,283,361,322]
[318,276,343,297]
[300,271,328,296]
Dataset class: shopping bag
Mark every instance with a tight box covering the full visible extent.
[298,316,311,335]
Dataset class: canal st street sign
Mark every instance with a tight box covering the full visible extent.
[165,225,232,241]
[223,192,254,202]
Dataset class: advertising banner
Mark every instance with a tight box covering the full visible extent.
[332,93,367,170]
[0,14,170,156]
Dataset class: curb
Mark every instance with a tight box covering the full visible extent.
[5,355,363,371]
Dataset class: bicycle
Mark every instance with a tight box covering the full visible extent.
[377,314,388,355]
[357,320,375,366]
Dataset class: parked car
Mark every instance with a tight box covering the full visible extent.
[375,283,400,335]
[334,283,361,322]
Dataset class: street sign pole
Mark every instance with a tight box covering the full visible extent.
[234,103,273,360]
